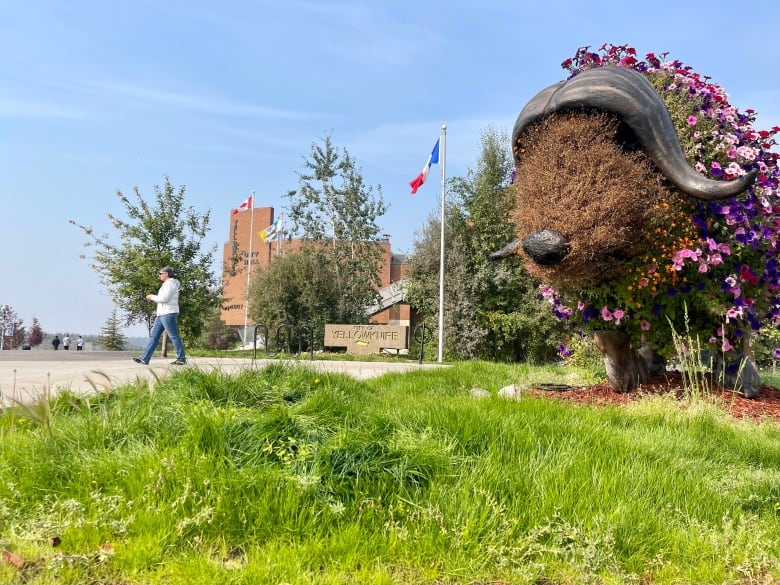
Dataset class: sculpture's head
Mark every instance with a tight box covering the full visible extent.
[493,67,757,290]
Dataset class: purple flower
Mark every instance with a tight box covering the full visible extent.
[581,305,597,321]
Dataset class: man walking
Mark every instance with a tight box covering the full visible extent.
[133,266,187,365]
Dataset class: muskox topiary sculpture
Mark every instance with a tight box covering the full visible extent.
[492,45,780,397]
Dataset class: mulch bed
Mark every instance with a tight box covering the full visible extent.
[527,372,780,423]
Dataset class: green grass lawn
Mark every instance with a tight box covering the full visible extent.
[1,361,779,584]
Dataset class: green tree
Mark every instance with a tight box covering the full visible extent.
[70,177,221,343]
[406,211,480,360]
[0,305,23,350]
[28,317,44,348]
[248,248,340,350]
[98,310,127,351]
[284,135,388,324]
[199,305,241,350]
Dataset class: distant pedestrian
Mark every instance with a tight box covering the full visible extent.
[134,266,187,365]
[76,335,84,351]
[52,335,60,350]
[63,335,71,350]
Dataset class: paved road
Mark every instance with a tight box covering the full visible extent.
[0,350,447,406]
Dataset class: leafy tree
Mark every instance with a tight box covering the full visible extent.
[248,248,340,350]
[28,317,44,348]
[0,305,24,350]
[406,211,480,360]
[70,176,221,343]
[284,135,388,324]
[99,310,127,351]
[199,305,241,350]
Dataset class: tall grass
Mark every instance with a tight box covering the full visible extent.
[0,361,779,583]
[667,305,714,399]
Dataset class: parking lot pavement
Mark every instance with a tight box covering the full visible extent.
[0,351,447,406]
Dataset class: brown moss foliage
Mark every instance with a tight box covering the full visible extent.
[513,112,673,289]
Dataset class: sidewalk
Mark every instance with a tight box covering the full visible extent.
[0,351,447,406]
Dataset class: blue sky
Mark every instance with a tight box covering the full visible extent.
[3,0,780,338]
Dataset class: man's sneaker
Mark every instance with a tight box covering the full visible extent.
[133,357,148,365]
[171,358,187,365]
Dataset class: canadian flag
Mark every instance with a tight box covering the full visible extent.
[232,195,253,214]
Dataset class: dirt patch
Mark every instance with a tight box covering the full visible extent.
[527,372,780,423]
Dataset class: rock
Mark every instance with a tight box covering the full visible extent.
[497,384,523,400]
[638,343,666,376]
[471,388,491,399]
[712,352,761,399]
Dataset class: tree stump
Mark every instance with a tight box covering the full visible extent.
[593,330,649,393]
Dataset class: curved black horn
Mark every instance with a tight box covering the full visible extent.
[489,238,521,260]
[512,66,757,201]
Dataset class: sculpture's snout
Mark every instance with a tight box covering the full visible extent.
[522,229,569,265]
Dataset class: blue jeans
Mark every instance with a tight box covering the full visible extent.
[140,313,186,362]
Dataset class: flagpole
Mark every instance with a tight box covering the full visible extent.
[437,125,447,363]
[243,191,255,345]
[276,213,281,256]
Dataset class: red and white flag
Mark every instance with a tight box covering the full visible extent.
[232,195,253,214]
[409,139,440,194]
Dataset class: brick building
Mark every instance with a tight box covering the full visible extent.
[220,206,413,332]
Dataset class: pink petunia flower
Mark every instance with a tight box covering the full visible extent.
[726,307,743,321]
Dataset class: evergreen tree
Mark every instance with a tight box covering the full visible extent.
[284,135,388,324]
[99,310,127,351]
[70,176,221,343]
